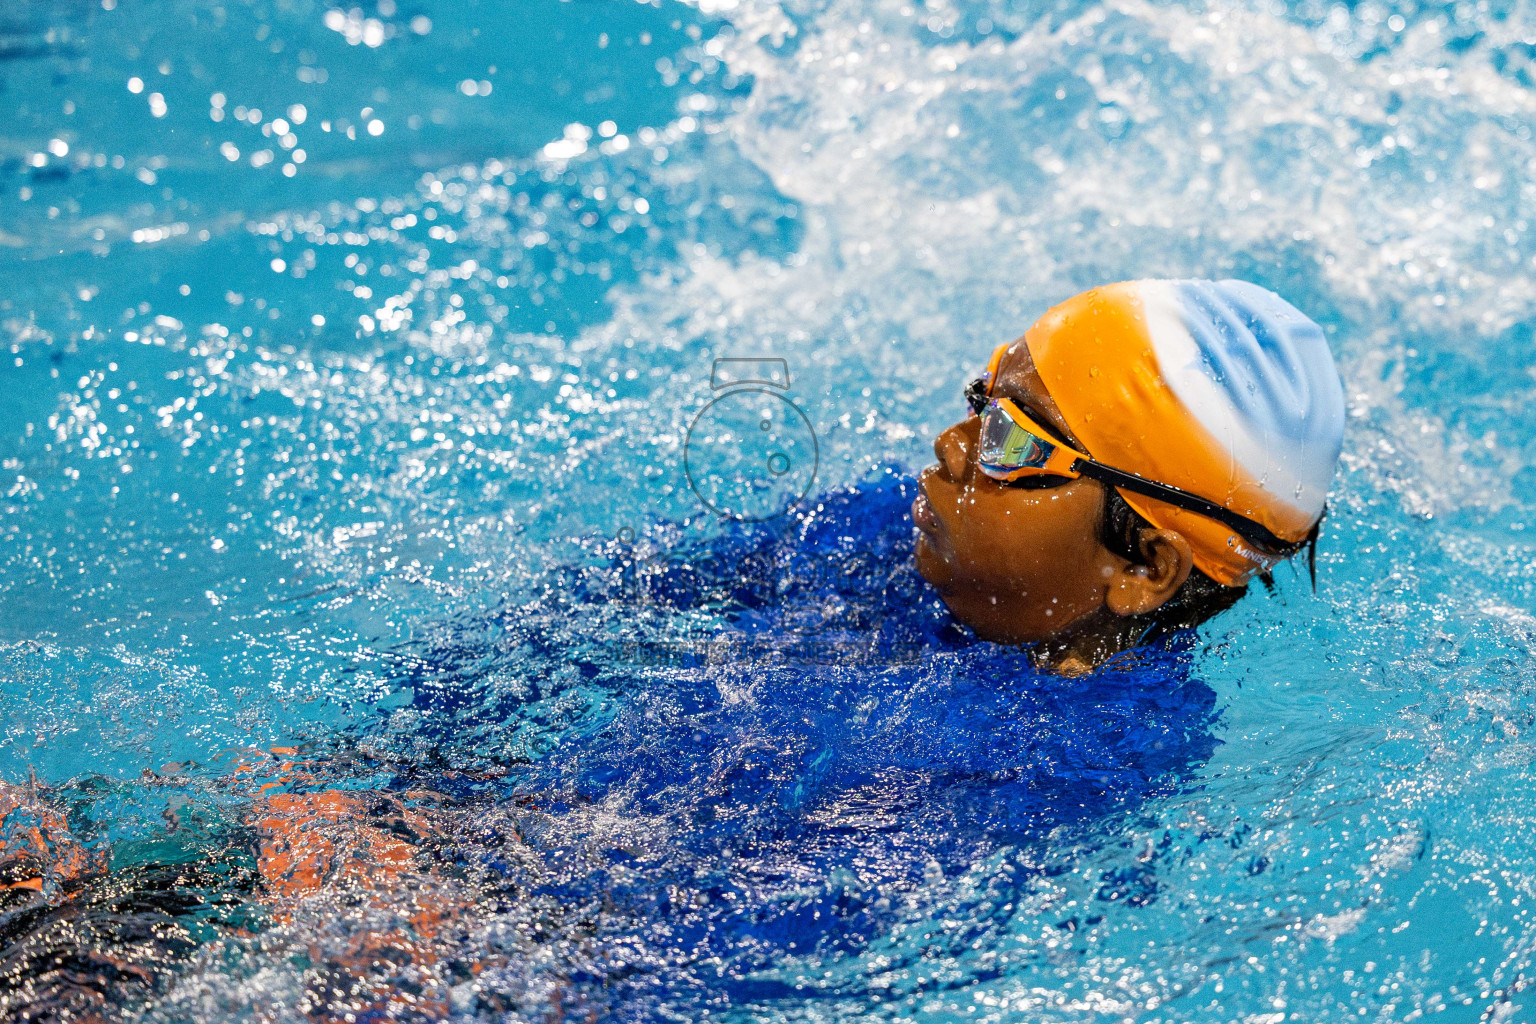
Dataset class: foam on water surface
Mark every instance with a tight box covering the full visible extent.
[7,0,1536,1018]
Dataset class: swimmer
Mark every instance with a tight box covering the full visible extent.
[913,279,1345,674]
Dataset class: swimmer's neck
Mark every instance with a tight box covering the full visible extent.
[1028,611,1154,677]
[1030,577,1247,675]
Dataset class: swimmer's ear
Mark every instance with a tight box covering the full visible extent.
[1104,528,1194,618]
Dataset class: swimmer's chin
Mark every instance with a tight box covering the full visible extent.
[912,528,1077,645]
[912,531,954,589]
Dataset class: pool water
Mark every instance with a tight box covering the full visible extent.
[5,0,1536,1019]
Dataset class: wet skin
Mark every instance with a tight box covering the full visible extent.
[912,340,1196,648]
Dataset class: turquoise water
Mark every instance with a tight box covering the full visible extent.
[7,0,1536,1019]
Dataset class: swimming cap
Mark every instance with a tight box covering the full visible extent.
[1022,279,1345,586]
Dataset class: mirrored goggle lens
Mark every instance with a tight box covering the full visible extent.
[977,402,1055,476]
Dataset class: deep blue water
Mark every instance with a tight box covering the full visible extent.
[380,476,1224,1018]
[9,0,1536,1020]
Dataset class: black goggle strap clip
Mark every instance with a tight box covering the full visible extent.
[965,376,991,417]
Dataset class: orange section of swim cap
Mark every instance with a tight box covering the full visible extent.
[1022,282,1314,586]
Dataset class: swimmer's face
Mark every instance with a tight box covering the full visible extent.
[912,340,1192,645]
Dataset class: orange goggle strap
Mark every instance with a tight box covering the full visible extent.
[975,376,1307,561]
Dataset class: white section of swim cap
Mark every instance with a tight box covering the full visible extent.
[1136,280,1326,519]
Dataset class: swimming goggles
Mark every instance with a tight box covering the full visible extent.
[964,346,1308,559]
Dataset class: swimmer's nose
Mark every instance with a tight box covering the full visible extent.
[934,421,973,483]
